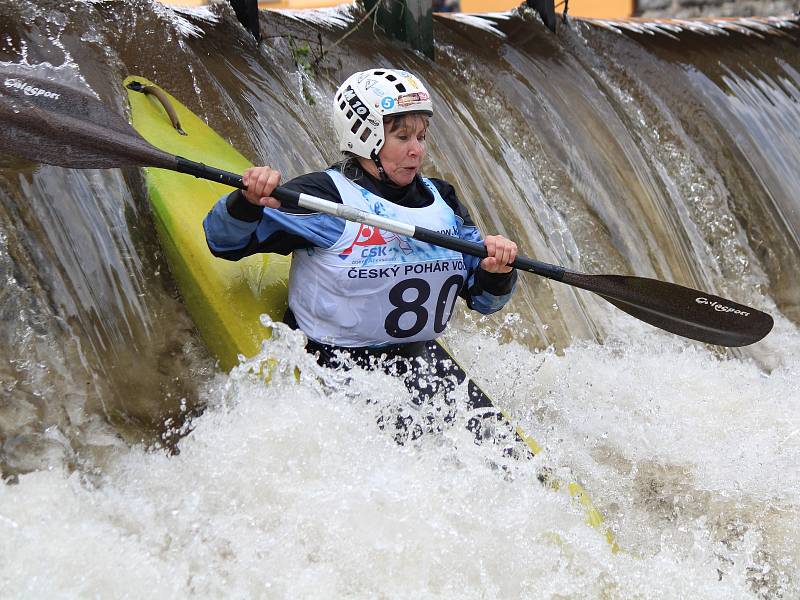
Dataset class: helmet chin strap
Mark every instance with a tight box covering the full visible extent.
[371,152,391,183]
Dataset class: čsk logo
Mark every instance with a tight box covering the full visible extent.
[340,224,388,258]
[695,297,750,317]
[340,224,412,259]
[4,77,61,99]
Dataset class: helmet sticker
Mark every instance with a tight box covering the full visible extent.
[380,96,395,110]
[397,91,429,107]
[344,85,370,117]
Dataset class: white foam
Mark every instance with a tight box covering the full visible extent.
[442,12,511,38]
[587,15,800,38]
[2,317,798,597]
[156,2,219,39]
[269,4,357,29]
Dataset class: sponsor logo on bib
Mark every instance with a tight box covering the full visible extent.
[339,224,413,261]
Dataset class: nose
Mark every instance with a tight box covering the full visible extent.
[408,138,423,156]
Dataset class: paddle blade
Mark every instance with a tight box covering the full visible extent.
[0,66,175,169]
[562,272,774,347]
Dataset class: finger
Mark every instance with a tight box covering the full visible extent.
[484,235,497,258]
[501,243,515,266]
[253,169,272,197]
[494,261,512,274]
[494,242,508,266]
[246,165,266,183]
[245,169,259,193]
[266,170,281,195]
[261,197,281,209]
[257,169,280,198]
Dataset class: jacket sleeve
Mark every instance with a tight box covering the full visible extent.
[430,178,517,315]
[202,173,346,260]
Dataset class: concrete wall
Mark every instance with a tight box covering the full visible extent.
[635,0,800,18]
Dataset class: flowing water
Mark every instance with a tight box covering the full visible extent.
[1,1,799,597]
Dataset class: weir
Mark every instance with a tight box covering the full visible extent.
[0,0,799,595]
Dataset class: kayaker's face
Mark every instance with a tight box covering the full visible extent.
[379,114,428,186]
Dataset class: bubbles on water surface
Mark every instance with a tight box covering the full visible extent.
[1,316,798,597]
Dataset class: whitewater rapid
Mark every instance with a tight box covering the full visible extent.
[2,312,798,598]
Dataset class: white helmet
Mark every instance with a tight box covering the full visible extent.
[333,68,433,159]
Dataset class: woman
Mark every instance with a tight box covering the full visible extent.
[204,69,520,443]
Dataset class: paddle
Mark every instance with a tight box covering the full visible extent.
[0,69,773,347]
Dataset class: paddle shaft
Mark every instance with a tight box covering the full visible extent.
[175,157,773,347]
[176,157,568,281]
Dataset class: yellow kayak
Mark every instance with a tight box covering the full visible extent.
[125,75,290,371]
